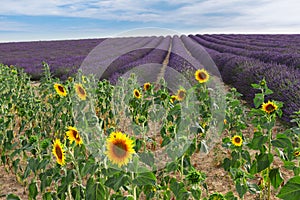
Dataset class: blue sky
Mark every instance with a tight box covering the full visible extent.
[0,0,300,42]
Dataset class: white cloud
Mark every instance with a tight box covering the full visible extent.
[0,0,299,33]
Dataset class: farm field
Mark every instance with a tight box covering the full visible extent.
[1,34,300,200]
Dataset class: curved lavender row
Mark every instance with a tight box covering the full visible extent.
[216,34,300,49]
[180,35,221,77]
[192,35,300,70]
[202,43,300,122]
[101,36,164,79]
[223,34,300,45]
[108,36,172,84]
[201,35,300,54]
[80,37,155,79]
[168,35,202,73]
[0,39,105,80]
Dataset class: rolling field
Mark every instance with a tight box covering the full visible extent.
[1,34,300,200]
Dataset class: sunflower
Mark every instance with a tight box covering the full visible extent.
[54,83,67,97]
[143,82,151,91]
[106,131,135,167]
[262,100,278,114]
[66,126,83,145]
[52,139,66,165]
[133,89,141,99]
[75,83,87,101]
[294,151,300,157]
[231,135,243,147]
[170,95,178,103]
[195,69,210,83]
[176,89,186,101]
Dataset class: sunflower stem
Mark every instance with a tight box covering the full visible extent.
[131,172,137,200]
[181,155,184,181]
[267,127,272,200]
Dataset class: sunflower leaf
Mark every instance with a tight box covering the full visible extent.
[277,176,300,200]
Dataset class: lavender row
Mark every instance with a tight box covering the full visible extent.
[191,35,300,70]
[216,34,300,49]
[200,35,300,54]
[80,37,157,79]
[100,36,163,80]
[205,46,300,122]
[181,35,221,77]
[108,36,172,84]
[223,34,300,46]
[168,35,200,73]
[0,39,105,80]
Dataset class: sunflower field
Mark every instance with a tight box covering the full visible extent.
[1,62,300,200]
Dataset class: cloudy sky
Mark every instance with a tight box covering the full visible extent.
[0,0,299,42]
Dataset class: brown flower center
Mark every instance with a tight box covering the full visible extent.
[58,85,65,93]
[112,140,128,158]
[135,91,140,97]
[55,145,63,159]
[72,130,79,139]
[144,84,150,90]
[178,91,185,99]
[78,86,85,95]
[198,72,207,80]
[234,137,241,143]
[266,104,275,112]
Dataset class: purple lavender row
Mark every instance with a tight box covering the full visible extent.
[191,35,300,70]
[180,35,221,77]
[223,34,300,45]
[0,39,105,80]
[80,37,156,79]
[101,36,164,80]
[202,42,300,122]
[213,34,300,50]
[109,36,172,84]
[168,35,202,73]
[200,35,299,54]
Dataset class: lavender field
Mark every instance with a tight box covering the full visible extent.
[1,34,300,121]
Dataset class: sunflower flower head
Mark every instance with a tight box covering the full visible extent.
[54,83,67,97]
[195,69,210,83]
[176,89,186,101]
[133,89,141,99]
[143,82,151,91]
[106,131,135,167]
[52,139,66,166]
[262,100,278,114]
[66,126,83,145]
[75,83,87,101]
[294,151,300,157]
[231,135,243,147]
[170,95,178,103]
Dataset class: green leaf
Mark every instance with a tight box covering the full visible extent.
[224,191,238,200]
[86,177,106,200]
[253,93,264,108]
[265,88,273,95]
[105,173,130,191]
[235,180,247,198]
[191,188,201,200]
[248,134,268,150]
[269,168,284,189]
[277,176,300,200]
[42,192,52,200]
[132,171,156,186]
[6,194,21,200]
[256,153,273,172]
[29,182,38,200]
[139,152,154,167]
[271,134,293,150]
[170,178,190,200]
